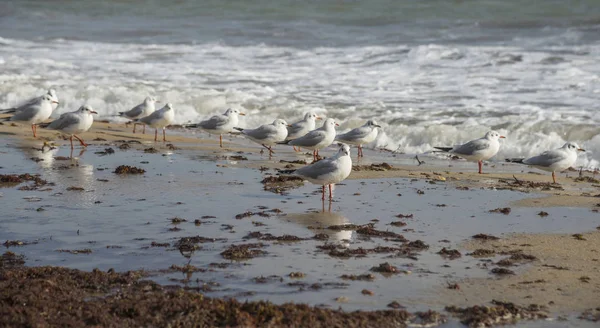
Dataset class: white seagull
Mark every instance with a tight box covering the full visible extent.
[434,130,505,174]
[293,143,353,201]
[335,120,381,158]
[234,118,289,156]
[286,112,322,151]
[506,142,585,183]
[40,105,97,149]
[287,118,339,161]
[118,96,159,134]
[136,103,175,142]
[1,94,59,137]
[9,89,60,111]
[185,108,246,148]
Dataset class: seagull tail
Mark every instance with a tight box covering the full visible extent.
[278,169,296,175]
[182,123,200,129]
[0,108,16,114]
[433,147,453,153]
[233,127,244,132]
[277,140,292,145]
[0,117,10,122]
[505,158,525,164]
[38,122,51,128]
[117,111,126,117]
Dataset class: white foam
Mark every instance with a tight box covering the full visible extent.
[1,37,599,167]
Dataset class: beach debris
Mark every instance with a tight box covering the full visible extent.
[572,233,586,241]
[445,300,548,327]
[541,264,569,270]
[288,272,305,279]
[472,233,500,241]
[579,276,591,283]
[169,217,187,224]
[220,243,267,260]
[340,273,376,281]
[437,248,462,260]
[94,148,115,156]
[370,262,409,275]
[352,162,394,171]
[407,240,429,250]
[395,213,414,219]
[446,282,460,290]
[165,143,179,150]
[467,249,496,257]
[387,301,405,309]
[537,211,549,217]
[361,289,374,296]
[579,308,600,322]
[66,186,85,191]
[228,155,248,161]
[0,251,25,268]
[0,173,49,189]
[260,175,304,194]
[390,221,407,227]
[118,143,131,150]
[489,207,511,215]
[114,165,146,174]
[56,249,93,255]
[490,267,515,275]
[143,147,158,153]
[243,231,305,242]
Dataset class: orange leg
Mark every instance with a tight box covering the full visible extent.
[69,136,74,150]
[219,135,223,148]
[328,184,333,200]
[552,171,556,184]
[478,160,483,174]
[154,129,158,142]
[261,144,274,156]
[73,135,88,147]
[163,128,167,142]
[31,124,37,138]
[142,125,146,134]
[321,185,325,200]
[132,123,137,134]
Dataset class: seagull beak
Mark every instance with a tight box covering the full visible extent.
[316,116,323,120]
[155,100,161,103]
[52,101,59,104]
[239,113,246,116]
[90,110,98,114]
[374,124,381,128]
[578,148,586,152]
[335,123,339,126]
[499,136,506,139]
[287,124,293,127]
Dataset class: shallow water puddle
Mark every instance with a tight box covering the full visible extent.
[1,140,598,315]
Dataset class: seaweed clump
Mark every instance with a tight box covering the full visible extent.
[114,165,146,174]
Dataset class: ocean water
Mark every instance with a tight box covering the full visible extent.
[1,0,600,166]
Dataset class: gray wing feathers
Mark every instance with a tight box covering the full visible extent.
[244,125,276,139]
[200,115,228,129]
[453,139,489,155]
[336,127,370,141]
[523,150,564,166]
[289,130,325,146]
[123,103,144,118]
[287,121,307,135]
[10,105,39,121]
[48,113,79,130]
[295,159,338,180]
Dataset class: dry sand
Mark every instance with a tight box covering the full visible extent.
[437,230,600,314]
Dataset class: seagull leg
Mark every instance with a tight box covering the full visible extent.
[73,135,88,147]
[478,160,483,174]
[163,128,167,142]
[69,136,74,150]
[328,184,333,200]
[154,129,158,142]
[321,185,325,200]
[143,125,146,134]
[132,123,137,134]
[358,145,362,158]
[552,171,556,184]
[220,135,223,148]
[261,144,274,156]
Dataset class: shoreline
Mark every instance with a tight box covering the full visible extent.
[1,118,600,326]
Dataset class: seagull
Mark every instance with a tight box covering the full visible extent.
[118,96,159,134]
[293,143,352,201]
[1,94,59,137]
[286,118,339,161]
[6,89,60,111]
[136,103,175,142]
[506,142,585,183]
[40,105,97,149]
[234,118,289,156]
[286,112,322,151]
[434,131,505,174]
[335,120,381,158]
[184,108,246,148]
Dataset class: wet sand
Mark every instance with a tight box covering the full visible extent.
[1,118,600,327]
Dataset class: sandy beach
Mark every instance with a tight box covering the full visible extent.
[1,119,599,327]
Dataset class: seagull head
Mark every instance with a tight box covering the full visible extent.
[42,94,59,104]
[563,142,585,153]
[225,108,245,116]
[366,120,381,128]
[162,103,174,111]
[337,143,351,156]
[145,96,159,104]
[323,118,339,129]
[485,130,505,140]
[80,105,98,115]
[47,89,58,102]
[273,118,290,127]
[304,112,321,121]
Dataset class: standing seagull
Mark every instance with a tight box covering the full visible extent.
[506,142,585,184]
[40,105,97,149]
[286,112,322,151]
[118,96,159,134]
[7,89,60,111]
[287,118,339,161]
[293,143,352,201]
[136,103,175,142]
[234,119,289,157]
[1,94,59,137]
[335,120,381,158]
[185,108,245,148]
[434,131,505,174]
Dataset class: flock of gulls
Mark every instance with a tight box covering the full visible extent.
[0,89,588,200]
